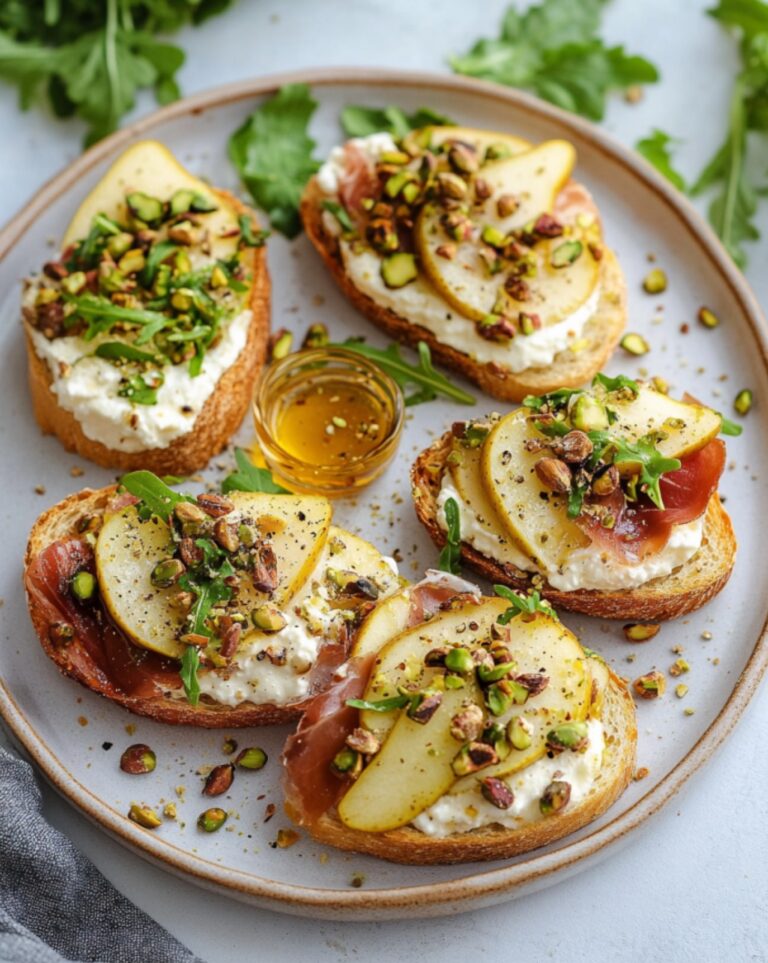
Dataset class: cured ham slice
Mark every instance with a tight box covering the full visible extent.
[577,439,725,563]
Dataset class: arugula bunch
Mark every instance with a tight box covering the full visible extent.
[495,585,558,623]
[451,0,659,121]
[0,0,236,146]
[340,105,453,138]
[688,0,768,266]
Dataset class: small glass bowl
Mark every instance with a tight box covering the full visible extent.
[252,347,405,496]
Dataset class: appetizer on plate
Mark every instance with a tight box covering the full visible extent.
[24,472,400,726]
[412,375,736,620]
[283,579,636,863]
[301,125,626,402]
[23,140,270,475]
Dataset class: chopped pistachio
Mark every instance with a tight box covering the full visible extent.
[71,571,96,601]
[675,683,689,699]
[197,807,227,832]
[734,389,753,416]
[643,268,667,294]
[698,306,720,329]
[621,333,650,356]
[236,747,268,770]
[669,658,690,677]
[128,804,162,829]
[623,623,660,643]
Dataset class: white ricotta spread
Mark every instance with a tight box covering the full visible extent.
[436,472,705,592]
[317,131,599,372]
[412,719,604,836]
[340,244,599,372]
[27,308,250,452]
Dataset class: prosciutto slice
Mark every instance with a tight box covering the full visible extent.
[576,439,725,563]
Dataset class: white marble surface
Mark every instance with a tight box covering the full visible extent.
[1,1,767,960]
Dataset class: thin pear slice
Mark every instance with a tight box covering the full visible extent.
[425,125,531,157]
[605,385,721,460]
[338,678,481,832]
[64,140,241,261]
[96,492,332,659]
[95,505,186,659]
[482,408,589,571]
[359,598,508,737]
[238,524,401,650]
[450,614,590,792]
[448,436,535,569]
[350,588,412,661]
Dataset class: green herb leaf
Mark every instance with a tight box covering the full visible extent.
[340,104,454,138]
[719,414,744,436]
[0,1,235,145]
[228,83,320,238]
[450,0,659,121]
[64,293,170,339]
[635,129,687,191]
[321,199,354,232]
[494,585,558,623]
[94,342,162,364]
[612,436,682,509]
[179,645,201,707]
[119,470,192,521]
[221,448,290,494]
[237,213,270,248]
[522,387,582,411]
[334,339,476,406]
[567,482,589,518]
[346,694,411,712]
[438,496,462,574]
[592,372,640,395]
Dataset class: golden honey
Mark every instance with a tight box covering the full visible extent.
[252,348,404,495]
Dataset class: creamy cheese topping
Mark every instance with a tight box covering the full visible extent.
[27,309,250,452]
[412,719,605,836]
[317,131,599,372]
[437,472,705,592]
[340,244,599,372]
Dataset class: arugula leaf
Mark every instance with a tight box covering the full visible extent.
[179,645,201,707]
[592,372,640,395]
[94,342,162,364]
[567,482,589,518]
[719,414,744,436]
[237,214,269,248]
[451,0,659,121]
[65,293,170,338]
[117,371,164,405]
[340,104,454,138]
[635,129,687,191]
[229,83,320,238]
[494,585,558,623]
[438,496,462,574]
[334,339,476,406]
[221,448,289,495]
[184,575,232,636]
[612,436,681,509]
[321,199,354,232]
[522,387,582,411]
[0,1,235,146]
[119,470,192,521]
[346,694,411,712]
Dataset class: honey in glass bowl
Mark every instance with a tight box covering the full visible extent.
[252,347,404,495]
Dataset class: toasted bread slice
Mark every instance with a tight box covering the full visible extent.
[300,177,626,402]
[26,487,342,727]
[411,430,736,621]
[25,190,270,477]
[301,662,635,864]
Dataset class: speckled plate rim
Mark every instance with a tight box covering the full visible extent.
[1,66,768,919]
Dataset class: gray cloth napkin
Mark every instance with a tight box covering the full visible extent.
[0,747,200,963]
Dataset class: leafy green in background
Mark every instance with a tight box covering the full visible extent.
[0,0,236,145]
[229,83,320,238]
[340,104,453,138]
[635,129,687,190]
[450,0,659,121]
[690,0,768,267]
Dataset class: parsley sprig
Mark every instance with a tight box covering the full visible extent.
[495,585,558,623]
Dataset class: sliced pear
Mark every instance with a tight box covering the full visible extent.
[95,493,332,658]
[96,506,186,659]
[605,385,721,460]
[350,588,412,660]
[425,125,531,157]
[63,140,240,261]
[359,598,507,738]
[338,678,480,832]
[448,435,535,569]
[483,408,590,571]
[450,614,590,792]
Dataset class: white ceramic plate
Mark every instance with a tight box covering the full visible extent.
[1,68,767,921]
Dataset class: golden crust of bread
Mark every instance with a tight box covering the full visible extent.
[301,665,636,864]
[300,177,626,402]
[25,191,270,477]
[25,486,321,727]
[411,430,737,621]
